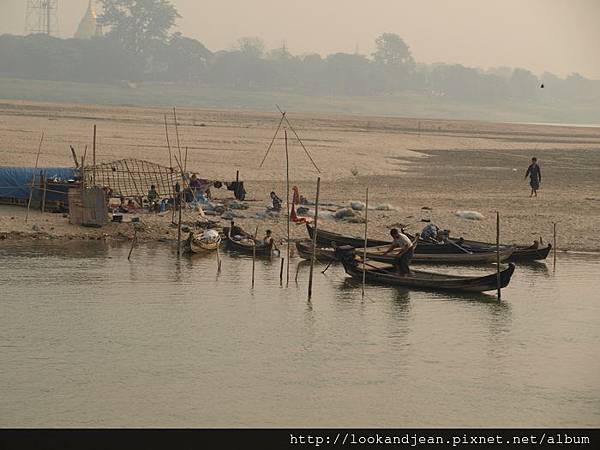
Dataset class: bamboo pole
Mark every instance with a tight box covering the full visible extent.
[280,258,284,285]
[128,229,137,260]
[496,211,501,300]
[276,105,321,173]
[173,107,183,173]
[362,187,369,298]
[252,242,256,288]
[92,124,97,185]
[308,177,321,300]
[175,183,182,256]
[216,246,222,273]
[25,132,44,223]
[553,222,557,268]
[164,114,173,169]
[258,113,285,169]
[285,129,290,286]
[40,173,47,213]
[70,146,79,167]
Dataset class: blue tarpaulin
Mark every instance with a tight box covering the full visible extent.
[0,166,76,200]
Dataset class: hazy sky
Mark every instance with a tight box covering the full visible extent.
[1,0,599,79]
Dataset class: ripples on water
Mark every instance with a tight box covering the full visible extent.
[0,241,599,427]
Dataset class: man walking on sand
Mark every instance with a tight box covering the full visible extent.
[525,157,542,197]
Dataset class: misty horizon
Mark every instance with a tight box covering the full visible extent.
[1,0,599,80]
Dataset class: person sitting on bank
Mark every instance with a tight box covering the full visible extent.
[147,185,159,202]
[269,191,282,212]
[147,185,160,211]
[118,196,129,213]
[383,228,419,275]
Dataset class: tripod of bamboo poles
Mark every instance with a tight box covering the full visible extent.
[165,107,219,271]
[259,108,321,287]
[164,107,187,257]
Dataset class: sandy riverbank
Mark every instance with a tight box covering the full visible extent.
[1,100,599,251]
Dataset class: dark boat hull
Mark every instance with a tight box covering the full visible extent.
[508,244,551,261]
[341,257,516,293]
[225,237,274,256]
[296,239,514,264]
[295,240,336,262]
[306,223,547,262]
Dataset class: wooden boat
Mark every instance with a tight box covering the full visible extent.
[226,237,275,256]
[336,247,516,293]
[306,223,545,262]
[508,243,552,261]
[225,228,275,256]
[431,238,551,261]
[295,239,514,264]
[295,240,337,262]
[307,223,389,248]
[183,230,222,254]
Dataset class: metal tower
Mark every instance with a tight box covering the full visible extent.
[25,0,59,36]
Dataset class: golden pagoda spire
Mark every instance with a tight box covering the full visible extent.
[74,1,102,39]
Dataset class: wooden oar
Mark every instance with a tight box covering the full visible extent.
[447,239,473,254]
[321,259,334,274]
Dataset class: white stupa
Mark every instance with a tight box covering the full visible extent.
[74,1,102,39]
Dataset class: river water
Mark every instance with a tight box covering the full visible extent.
[0,241,598,427]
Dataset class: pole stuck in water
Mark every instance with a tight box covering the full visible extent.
[285,129,290,286]
[280,258,284,285]
[252,242,256,288]
[216,246,222,273]
[308,177,321,300]
[128,228,138,260]
[175,182,182,256]
[362,187,369,298]
[92,124,97,185]
[496,211,501,300]
[553,222,557,268]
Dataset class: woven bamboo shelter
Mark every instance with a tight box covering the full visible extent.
[83,158,179,198]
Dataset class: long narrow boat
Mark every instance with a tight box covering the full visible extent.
[225,228,275,256]
[336,247,516,293]
[295,239,514,264]
[306,223,547,261]
[295,240,337,262]
[507,243,552,261]
[456,239,552,262]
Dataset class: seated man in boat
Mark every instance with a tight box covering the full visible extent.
[383,228,418,275]
[229,220,251,241]
[420,223,440,242]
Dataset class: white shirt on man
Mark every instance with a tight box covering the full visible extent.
[393,232,412,248]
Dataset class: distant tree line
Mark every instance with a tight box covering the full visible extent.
[0,0,598,104]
